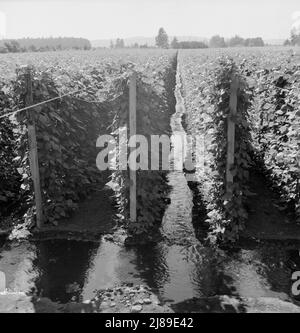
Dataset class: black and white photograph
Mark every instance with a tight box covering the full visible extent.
[0,0,300,318]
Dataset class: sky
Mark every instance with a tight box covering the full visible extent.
[0,0,299,40]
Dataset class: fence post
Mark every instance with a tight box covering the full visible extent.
[226,74,239,195]
[25,67,44,228]
[0,270,5,292]
[129,73,137,222]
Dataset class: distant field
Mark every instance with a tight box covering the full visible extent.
[0,47,299,80]
[0,49,177,81]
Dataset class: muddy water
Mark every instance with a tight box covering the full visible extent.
[0,70,300,310]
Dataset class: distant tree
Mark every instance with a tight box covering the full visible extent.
[244,37,264,47]
[209,35,226,48]
[4,40,21,53]
[155,27,169,48]
[28,44,37,52]
[171,37,179,49]
[140,44,148,48]
[133,42,139,48]
[283,39,291,46]
[110,40,114,49]
[12,40,21,52]
[227,35,245,47]
[115,38,125,48]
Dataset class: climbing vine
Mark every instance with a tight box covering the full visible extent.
[181,56,253,243]
[0,52,177,239]
[0,83,22,218]
[0,65,127,225]
[245,62,300,222]
[111,55,177,241]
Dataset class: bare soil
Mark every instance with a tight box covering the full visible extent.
[1,292,300,313]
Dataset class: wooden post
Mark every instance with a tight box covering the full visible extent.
[226,75,239,195]
[25,67,43,228]
[129,73,137,222]
[0,270,5,292]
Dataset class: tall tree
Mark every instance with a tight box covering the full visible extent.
[209,35,226,48]
[155,28,169,48]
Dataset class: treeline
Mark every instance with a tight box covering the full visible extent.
[170,38,208,49]
[0,37,92,53]
[208,35,264,48]
[108,30,265,50]
[170,35,264,49]
[155,28,265,49]
[109,39,150,49]
[110,38,125,48]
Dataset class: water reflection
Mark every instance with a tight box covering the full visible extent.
[33,240,98,303]
[0,232,299,308]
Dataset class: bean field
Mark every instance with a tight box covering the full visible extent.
[0,47,300,313]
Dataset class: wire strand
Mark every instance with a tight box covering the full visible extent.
[0,87,88,120]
